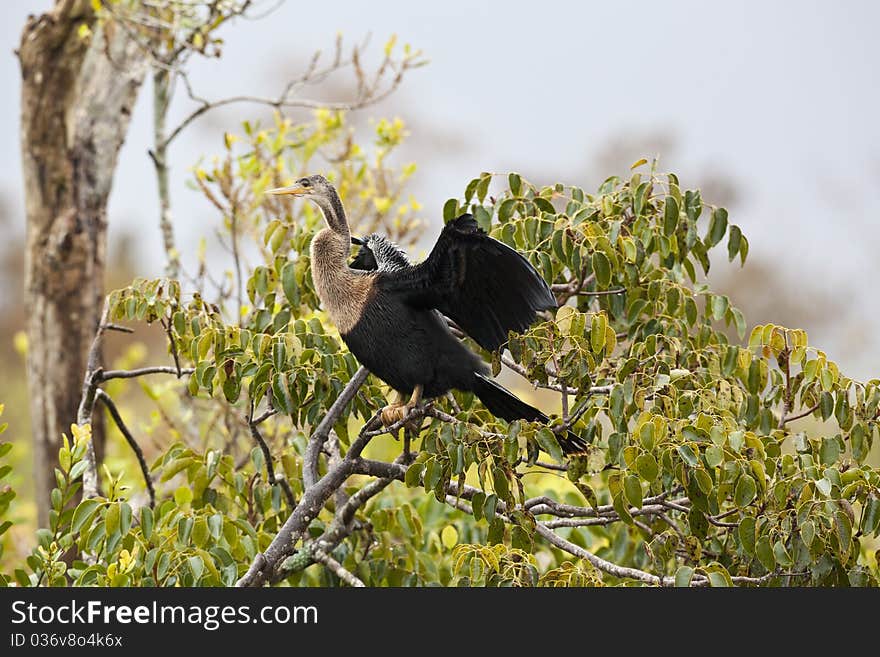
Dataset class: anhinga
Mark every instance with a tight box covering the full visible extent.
[267,175,587,454]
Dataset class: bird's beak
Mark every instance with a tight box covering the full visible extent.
[265,185,308,196]
[351,236,365,246]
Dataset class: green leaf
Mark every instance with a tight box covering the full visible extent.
[706,207,728,246]
[755,536,775,571]
[281,262,299,307]
[69,459,89,482]
[442,198,458,223]
[508,173,522,196]
[404,461,424,488]
[738,517,756,556]
[834,509,852,556]
[141,506,154,541]
[773,541,793,567]
[592,251,611,288]
[711,295,728,321]
[706,571,730,587]
[487,517,504,544]
[635,453,659,481]
[188,555,204,581]
[663,196,679,236]
[590,313,607,354]
[704,445,723,468]
[819,437,840,466]
[492,466,509,499]
[174,485,194,506]
[473,206,492,232]
[71,499,102,534]
[535,428,563,462]
[819,391,834,421]
[727,225,742,262]
[511,525,532,551]
[441,525,458,549]
[623,475,643,508]
[861,494,880,537]
[734,474,757,507]
[674,565,694,587]
[105,503,120,536]
[800,520,815,548]
[677,444,699,467]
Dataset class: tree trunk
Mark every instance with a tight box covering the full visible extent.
[18,0,147,526]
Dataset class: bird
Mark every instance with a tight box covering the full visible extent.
[266,174,588,455]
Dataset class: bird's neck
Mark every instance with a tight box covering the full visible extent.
[313,192,350,240]
[310,228,372,334]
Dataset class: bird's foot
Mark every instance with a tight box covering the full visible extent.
[380,402,409,428]
[380,385,424,432]
[379,402,423,433]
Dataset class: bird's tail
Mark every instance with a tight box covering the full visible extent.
[472,373,588,455]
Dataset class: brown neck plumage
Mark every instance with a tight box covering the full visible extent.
[313,191,350,244]
[309,189,373,334]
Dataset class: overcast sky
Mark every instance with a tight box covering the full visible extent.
[2,0,878,377]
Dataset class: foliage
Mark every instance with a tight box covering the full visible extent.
[0,404,14,584]
[5,127,879,585]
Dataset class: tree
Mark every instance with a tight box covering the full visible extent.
[17,0,418,528]
[18,0,149,526]
[2,132,877,584]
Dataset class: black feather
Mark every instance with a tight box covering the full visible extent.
[364,214,557,351]
[472,374,588,455]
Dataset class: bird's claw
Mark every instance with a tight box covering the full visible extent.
[379,402,421,432]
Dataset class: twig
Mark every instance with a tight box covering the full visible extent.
[99,366,195,380]
[500,354,612,395]
[312,548,365,587]
[102,323,134,333]
[246,410,296,509]
[160,317,183,377]
[95,389,155,508]
[151,65,179,278]
[252,407,277,425]
[779,400,822,426]
[535,524,677,586]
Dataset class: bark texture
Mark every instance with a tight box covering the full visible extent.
[19,0,147,525]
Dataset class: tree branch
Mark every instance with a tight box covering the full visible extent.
[312,548,365,587]
[303,366,369,489]
[98,366,195,381]
[95,389,155,508]
[779,399,822,426]
[246,410,296,509]
[500,354,612,395]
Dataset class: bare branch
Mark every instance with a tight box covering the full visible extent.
[99,366,195,381]
[780,399,822,426]
[312,548,365,587]
[246,410,296,509]
[534,524,675,586]
[95,389,155,508]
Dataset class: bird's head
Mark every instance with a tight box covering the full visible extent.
[265,174,334,202]
[266,174,348,235]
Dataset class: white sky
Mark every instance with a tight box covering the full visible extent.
[1,0,878,377]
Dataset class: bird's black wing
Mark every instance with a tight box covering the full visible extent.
[350,234,410,272]
[376,214,557,351]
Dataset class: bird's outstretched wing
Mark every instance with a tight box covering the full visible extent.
[365,214,557,351]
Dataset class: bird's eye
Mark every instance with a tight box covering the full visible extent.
[298,178,311,188]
